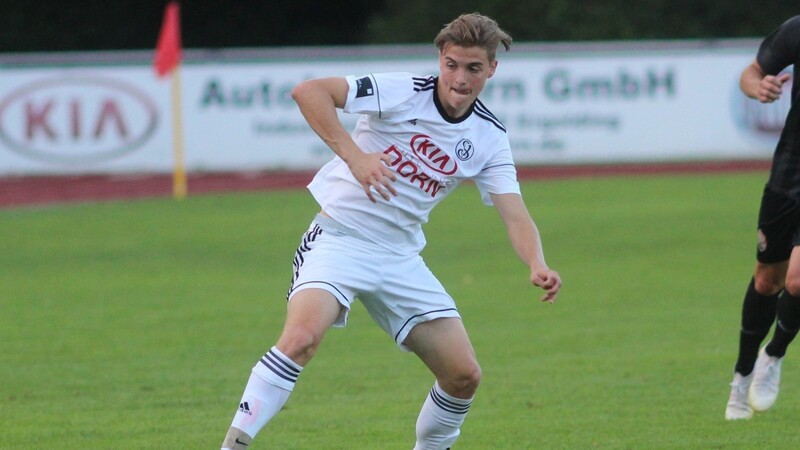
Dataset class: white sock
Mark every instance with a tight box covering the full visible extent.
[226,346,303,440]
[413,381,473,450]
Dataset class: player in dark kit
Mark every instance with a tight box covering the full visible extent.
[725,15,800,420]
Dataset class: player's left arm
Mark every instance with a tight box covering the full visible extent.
[740,59,790,103]
[490,192,562,303]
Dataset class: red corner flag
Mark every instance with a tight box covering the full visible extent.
[154,2,182,77]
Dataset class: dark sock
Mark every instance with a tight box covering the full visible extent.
[765,291,800,358]
[734,279,778,375]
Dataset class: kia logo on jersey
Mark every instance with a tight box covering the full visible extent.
[410,134,457,175]
[0,76,158,164]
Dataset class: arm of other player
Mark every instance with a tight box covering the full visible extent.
[490,192,562,303]
[740,59,791,103]
[291,77,398,202]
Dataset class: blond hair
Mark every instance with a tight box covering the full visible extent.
[434,13,512,62]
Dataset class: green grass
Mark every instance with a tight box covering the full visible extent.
[2,171,800,449]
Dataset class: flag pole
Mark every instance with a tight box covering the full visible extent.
[171,66,186,199]
[154,1,186,200]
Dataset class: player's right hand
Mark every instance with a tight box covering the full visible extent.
[347,151,398,202]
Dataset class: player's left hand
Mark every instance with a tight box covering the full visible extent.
[757,73,791,103]
[531,268,561,303]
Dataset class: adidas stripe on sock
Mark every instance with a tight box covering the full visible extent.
[256,346,303,390]
[227,346,304,439]
[414,382,473,450]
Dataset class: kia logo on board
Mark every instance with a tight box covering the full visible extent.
[0,76,158,164]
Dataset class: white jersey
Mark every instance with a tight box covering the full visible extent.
[308,72,521,255]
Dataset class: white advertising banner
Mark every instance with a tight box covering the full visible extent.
[0,41,785,175]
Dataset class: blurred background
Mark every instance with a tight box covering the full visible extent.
[6,4,800,449]
[1,0,795,51]
[0,0,797,206]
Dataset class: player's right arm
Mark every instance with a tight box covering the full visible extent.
[739,59,791,103]
[291,77,397,202]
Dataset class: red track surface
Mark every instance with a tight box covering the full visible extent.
[0,160,771,209]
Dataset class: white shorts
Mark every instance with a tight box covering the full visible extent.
[287,214,460,350]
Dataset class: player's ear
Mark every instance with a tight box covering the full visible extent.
[488,60,498,78]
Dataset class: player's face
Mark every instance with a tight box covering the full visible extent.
[437,44,497,118]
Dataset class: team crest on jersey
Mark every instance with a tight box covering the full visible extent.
[355,76,374,98]
[455,139,474,161]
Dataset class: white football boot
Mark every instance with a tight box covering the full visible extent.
[749,347,783,411]
[725,372,753,420]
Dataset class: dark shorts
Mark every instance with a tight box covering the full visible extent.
[757,185,800,263]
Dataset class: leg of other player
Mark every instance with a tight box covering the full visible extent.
[767,245,800,359]
[725,257,784,420]
[726,187,794,420]
[750,246,800,411]
[404,318,481,450]
[221,289,343,449]
[741,260,786,373]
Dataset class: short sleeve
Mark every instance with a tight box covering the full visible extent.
[472,149,521,206]
[757,16,800,76]
[343,73,422,116]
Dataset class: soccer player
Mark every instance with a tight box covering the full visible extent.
[725,15,800,420]
[220,13,562,448]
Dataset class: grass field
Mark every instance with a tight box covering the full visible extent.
[3,171,800,449]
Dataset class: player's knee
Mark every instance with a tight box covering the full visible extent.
[463,364,482,393]
[784,277,800,297]
[442,363,482,398]
[276,326,323,364]
[753,274,783,296]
